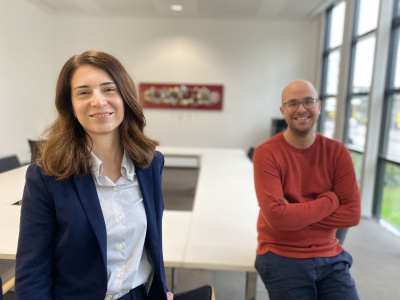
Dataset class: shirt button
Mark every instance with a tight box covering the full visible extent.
[113,187,118,192]
[118,244,123,250]
[106,295,112,300]
[116,273,121,279]
[117,215,123,221]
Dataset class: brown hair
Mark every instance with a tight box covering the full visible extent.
[37,50,158,180]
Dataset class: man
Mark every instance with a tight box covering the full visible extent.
[253,80,361,300]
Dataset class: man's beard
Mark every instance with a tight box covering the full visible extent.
[287,121,315,137]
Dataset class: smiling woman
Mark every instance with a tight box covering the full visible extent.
[15,50,173,300]
[71,65,125,141]
[38,50,158,179]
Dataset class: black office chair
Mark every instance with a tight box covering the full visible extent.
[0,259,15,299]
[0,276,3,300]
[0,155,20,173]
[174,285,215,300]
[247,147,255,162]
[28,139,41,163]
[336,228,348,245]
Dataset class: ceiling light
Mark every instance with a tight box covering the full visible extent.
[170,4,183,12]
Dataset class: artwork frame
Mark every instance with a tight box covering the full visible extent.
[139,82,223,110]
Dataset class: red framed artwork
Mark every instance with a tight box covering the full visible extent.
[139,83,223,110]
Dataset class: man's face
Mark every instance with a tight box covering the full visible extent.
[280,81,321,137]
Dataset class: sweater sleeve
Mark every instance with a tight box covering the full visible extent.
[253,146,340,231]
[313,145,361,229]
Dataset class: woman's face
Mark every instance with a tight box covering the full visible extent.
[70,64,124,140]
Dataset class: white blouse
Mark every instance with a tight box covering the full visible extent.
[89,151,152,300]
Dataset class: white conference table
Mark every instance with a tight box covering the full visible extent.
[0,147,259,299]
[159,147,259,300]
[0,165,27,259]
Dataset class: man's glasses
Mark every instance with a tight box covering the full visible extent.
[282,97,319,111]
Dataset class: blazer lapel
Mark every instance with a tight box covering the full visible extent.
[136,165,159,241]
[73,174,107,267]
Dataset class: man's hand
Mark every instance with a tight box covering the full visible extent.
[167,292,174,300]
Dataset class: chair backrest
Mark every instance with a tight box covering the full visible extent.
[174,285,215,300]
[0,276,3,300]
[0,258,15,297]
[28,139,40,163]
[336,228,349,245]
[0,155,20,173]
[247,147,255,162]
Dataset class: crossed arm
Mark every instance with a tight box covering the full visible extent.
[253,145,360,232]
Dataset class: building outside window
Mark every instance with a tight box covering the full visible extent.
[345,0,380,185]
[375,0,400,233]
[319,0,346,138]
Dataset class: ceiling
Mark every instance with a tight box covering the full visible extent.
[26,0,335,20]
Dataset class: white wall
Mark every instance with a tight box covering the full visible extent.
[53,16,320,151]
[0,0,54,163]
[1,6,320,164]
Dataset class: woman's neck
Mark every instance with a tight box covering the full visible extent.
[88,133,124,182]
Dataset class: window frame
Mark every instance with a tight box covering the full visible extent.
[319,0,345,136]
[344,0,379,150]
[374,0,400,221]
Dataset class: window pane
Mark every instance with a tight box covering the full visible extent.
[352,35,376,93]
[357,0,380,36]
[350,151,363,186]
[322,97,337,138]
[381,162,400,228]
[393,29,400,88]
[347,96,369,150]
[386,94,400,158]
[397,0,400,16]
[326,50,341,95]
[329,1,346,48]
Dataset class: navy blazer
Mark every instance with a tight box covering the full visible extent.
[15,151,168,300]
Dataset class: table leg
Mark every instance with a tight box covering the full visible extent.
[171,267,178,293]
[245,271,257,300]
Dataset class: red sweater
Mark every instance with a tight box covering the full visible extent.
[253,132,361,258]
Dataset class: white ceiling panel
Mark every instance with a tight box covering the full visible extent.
[26,0,335,19]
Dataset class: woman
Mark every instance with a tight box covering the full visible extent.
[15,50,173,300]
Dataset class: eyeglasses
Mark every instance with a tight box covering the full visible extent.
[282,97,319,111]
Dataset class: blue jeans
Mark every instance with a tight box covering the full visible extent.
[255,250,359,300]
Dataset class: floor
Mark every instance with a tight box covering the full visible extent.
[162,167,198,211]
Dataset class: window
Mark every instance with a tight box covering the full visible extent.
[319,1,346,138]
[350,151,363,185]
[385,94,400,158]
[381,162,400,228]
[345,0,380,152]
[375,0,400,233]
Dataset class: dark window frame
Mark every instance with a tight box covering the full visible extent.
[373,0,400,221]
[318,0,345,134]
[344,0,378,149]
